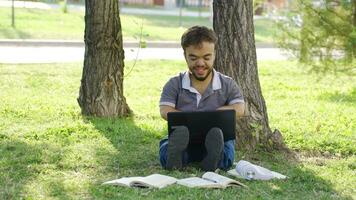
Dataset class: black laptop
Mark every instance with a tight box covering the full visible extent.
[167,110,236,144]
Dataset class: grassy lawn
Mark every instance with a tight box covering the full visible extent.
[0,7,275,43]
[0,60,355,199]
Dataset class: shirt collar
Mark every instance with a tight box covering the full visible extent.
[182,69,221,91]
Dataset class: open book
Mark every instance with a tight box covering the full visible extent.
[177,172,247,189]
[102,174,177,189]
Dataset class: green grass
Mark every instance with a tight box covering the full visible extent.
[0,7,85,40]
[0,7,275,42]
[259,62,356,155]
[0,60,355,199]
[254,19,277,43]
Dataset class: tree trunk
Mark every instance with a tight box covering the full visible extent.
[299,9,309,63]
[213,0,286,151]
[353,0,356,58]
[78,0,131,117]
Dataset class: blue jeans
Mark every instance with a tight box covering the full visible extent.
[159,137,235,170]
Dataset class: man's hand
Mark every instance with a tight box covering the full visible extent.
[159,105,180,120]
[217,103,244,119]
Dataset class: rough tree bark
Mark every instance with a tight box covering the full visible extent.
[353,0,356,58]
[213,0,286,151]
[78,0,131,117]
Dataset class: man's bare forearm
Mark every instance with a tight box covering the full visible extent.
[217,103,245,119]
[160,105,181,120]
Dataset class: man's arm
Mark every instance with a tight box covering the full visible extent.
[217,103,244,119]
[160,105,181,121]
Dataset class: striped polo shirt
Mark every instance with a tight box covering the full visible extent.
[159,69,244,111]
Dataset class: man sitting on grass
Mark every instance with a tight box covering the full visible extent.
[158,26,245,171]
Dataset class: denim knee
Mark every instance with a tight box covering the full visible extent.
[218,139,235,170]
[159,137,189,167]
[159,138,169,167]
[159,138,235,170]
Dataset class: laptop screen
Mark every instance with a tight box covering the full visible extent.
[167,110,236,144]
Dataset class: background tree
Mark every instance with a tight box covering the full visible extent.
[11,0,15,27]
[78,0,131,117]
[253,0,265,15]
[60,0,68,13]
[277,0,355,74]
[213,0,286,151]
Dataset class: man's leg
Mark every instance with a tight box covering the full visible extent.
[217,139,235,170]
[201,127,224,171]
[158,126,189,170]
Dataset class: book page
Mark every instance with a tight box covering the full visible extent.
[177,177,223,188]
[202,172,246,187]
[132,174,177,189]
[102,177,142,187]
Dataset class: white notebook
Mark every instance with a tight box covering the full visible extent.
[103,174,177,189]
[177,172,247,189]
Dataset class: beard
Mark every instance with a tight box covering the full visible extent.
[190,67,213,81]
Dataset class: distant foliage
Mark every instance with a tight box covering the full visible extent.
[253,0,265,12]
[276,0,355,74]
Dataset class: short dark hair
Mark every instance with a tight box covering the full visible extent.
[181,26,217,51]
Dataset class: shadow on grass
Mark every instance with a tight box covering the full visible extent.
[86,116,173,199]
[0,136,71,199]
[83,117,353,200]
[232,151,353,200]
[0,138,35,199]
[0,121,124,199]
[86,117,163,174]
[0,27,30,39]
[318,87,356,104]
[2,116,352,199]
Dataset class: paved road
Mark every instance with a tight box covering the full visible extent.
[0,45,293,63]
